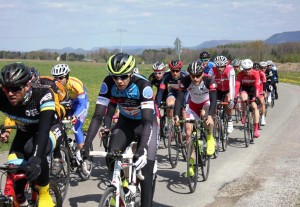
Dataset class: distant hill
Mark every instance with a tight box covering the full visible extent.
[265,31,300,44]
[189,40,248,50]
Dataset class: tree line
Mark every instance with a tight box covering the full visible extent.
[1,41,300,64]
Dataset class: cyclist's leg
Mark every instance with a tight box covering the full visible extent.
[273,82,278,99]
[260,92,266,125]
[166,91,176,118]
[249,87,260,138]
[224,92,234,133]
[201,101,215,156]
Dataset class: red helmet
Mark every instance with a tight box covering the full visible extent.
[168,60,183,70]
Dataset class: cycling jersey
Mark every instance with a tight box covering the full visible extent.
[203,61,215,76]
[257,70,267,94]
[148,72,168,101]
[212,65,235,100]
[65,77,89,118]
[174,75,217,117]
[156,70,188,105]
[235,69,260,98]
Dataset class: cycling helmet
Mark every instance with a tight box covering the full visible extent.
[241,59,253,70]
[260,61,267,67]
[1,63,32,87]
[168,60,183,70]
[133,68,139,74]
[214,56,228,67]
[30,67,40,83]
[107,53,136,75]
[253,63,260,69]
[187,61,203,75]
[266,60,273,66]
[152,62,165,71]
[199,51,211,59]
[232,59,241,67]
[51,64,70,77]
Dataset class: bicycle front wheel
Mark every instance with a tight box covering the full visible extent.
[98,186,125,207]
[186,137,199,193]
[213,117,221,158]
[78,144,94,181]
[222,118,229,151]
[244,112,251,147]
[168,125,179,168]
[199,136,210,181]
[49,177,63,207]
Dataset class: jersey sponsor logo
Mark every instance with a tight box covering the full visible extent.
[142,86,153,99]
[141,101,154,109]
[40,92,53,104]
[100,82,108,94]
[96,96,110,106]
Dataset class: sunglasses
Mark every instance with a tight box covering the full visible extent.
[55,76,66,80]
[201,59,209,62]
[190,74,202,79]
[154,72,162,75]
[217,66,226,68]
[111,74,130,80]
[171,70,181,73]
[2,85,24,93]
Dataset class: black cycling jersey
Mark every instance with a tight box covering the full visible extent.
[156,70,188,105]
[148,72,168,102]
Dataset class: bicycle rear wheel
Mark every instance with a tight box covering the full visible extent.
[168,125,179,168]
[222,118,229,151]
[51,145,70,201]
[186,137,199,193]
[244,111,251,147]
[199,136,210,181]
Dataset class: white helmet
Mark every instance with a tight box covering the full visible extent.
[214,56,228,67]
[51,64,70,77]
[266,60,273,66]
[260,61,267,67]
[152,62,165,71]
[133,67,139,74]
[241,59,253,70]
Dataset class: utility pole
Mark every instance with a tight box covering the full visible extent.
[174,37,182,60]
[117,28,126,53]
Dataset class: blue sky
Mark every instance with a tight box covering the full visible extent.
[0,0,299,51]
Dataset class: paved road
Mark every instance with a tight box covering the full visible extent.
[1,83,300,207]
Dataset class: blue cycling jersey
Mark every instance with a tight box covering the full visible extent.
[203,61,215,76]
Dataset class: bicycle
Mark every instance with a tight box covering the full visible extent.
[0,163,62,207]
[51,119,94,201]
[266,84,275,108]
[182,118,210,193]
[158,102,168,148]
[167,116,187,168]
[214,101,229,156]
[90,142,146,207]
[242,100,254,147]
[234,96,242,123]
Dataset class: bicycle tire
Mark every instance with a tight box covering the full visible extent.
[168,125,179,168]
[160,117,168,148]
[249,111,254,143]
[51,145,70,202]
[180,134,187,161]
[98,186,124,207]
[78,144,94,181]
[199,135,210,181]
[213,117,221,158]
[271,92,275,108]
[186,136,199,193]
[244,110,251,147]
[49,177,63,207]
[222,117,229,151]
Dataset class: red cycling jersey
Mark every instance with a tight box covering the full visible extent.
[212,64,235,100]
[235,69,260,98]
[258,70,267,94]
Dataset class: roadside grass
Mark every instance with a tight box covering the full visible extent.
[278,71,300,86]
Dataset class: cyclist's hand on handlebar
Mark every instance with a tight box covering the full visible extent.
[134,148,147,171]
[173,115,179,125]
[205,115,214,126]
[71,116,78,125]
[228,100,235,110]
[0,131,10,143]
[23,156,41,182]
[98,128,110,139]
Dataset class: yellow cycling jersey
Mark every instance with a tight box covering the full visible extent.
[65,77,85,99]
[4,117,16,133]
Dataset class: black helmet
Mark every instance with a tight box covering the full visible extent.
[253,62,260,69]
[187,61,204,75]
[199,51,211,59]
[30,67,40,83]
[1,63,32,87]
[107,53,136,75]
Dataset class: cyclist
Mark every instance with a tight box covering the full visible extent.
[264,61,276,105]
[211,56,235,133]
[51,64,89,174]
[155,60,188,119]
[199,51,215,76]
[174,60,216,175]
[0,63,64,207]
[232,59,242,74]
[235,59,261,138]
[266,60,279,99]
[82,53,157,207]
[254,63,267,126]
[0,117,15,143]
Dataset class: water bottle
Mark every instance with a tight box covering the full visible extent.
[126,184,136,198]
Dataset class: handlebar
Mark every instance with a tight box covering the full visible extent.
[61,119,78,134]
[0,163,25,174]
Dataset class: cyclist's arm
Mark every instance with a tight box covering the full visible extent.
[103,102,117,129]
[174,89,185,117]
[155,83,166,106]
[73,92,88,118]
[206,77,217,116]
[254,72,261,97]
[228,68,236,100]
